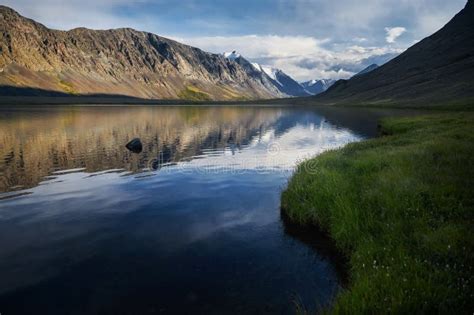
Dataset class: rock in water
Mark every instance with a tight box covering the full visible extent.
[126,138,143,153]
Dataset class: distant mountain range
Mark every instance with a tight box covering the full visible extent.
[300,64,380,96]
[316,0,474,105]
[224,51,343,97]
[301,79,336,95]
[223,51,310,97]
[0,6,287,100]
[260,67,310,97]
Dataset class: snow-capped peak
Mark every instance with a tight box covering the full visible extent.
[303,79,334,88]
[223,50,241,60]
[320,79,335,89]
[250,63,285,87]
[222,55,309,96]
[300,79,336,95]
[261,66,281,82]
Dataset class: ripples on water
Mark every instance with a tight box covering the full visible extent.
[0,105,366,314]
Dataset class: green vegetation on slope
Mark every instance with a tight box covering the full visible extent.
[178,86,212,101]
[58,80,77,95]
[282,113,474,313]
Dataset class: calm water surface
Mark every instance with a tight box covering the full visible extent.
[0,105,399,314]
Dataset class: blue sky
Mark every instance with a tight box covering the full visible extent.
[2,0,467,81]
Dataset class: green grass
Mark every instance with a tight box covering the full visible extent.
[58,79,77,94]
[178,85,212,101]
[282,113,474,313]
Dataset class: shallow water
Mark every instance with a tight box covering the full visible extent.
[0,105,398,314]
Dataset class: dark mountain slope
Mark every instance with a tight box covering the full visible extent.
[316,0,474,105]
[270,69,311,97]
[354,64,379,77]
[0,6,282,100]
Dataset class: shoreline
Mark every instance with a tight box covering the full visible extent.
[280,211,350,287]
[281,112,474,313]
[0,94,473,111]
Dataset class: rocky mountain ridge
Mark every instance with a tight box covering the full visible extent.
[0,6,285,100]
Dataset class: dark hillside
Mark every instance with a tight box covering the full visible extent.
[316,0,474,106]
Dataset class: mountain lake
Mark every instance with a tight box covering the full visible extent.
[0,105,417,314]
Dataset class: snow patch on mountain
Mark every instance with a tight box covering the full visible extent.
[223,51,309,97]
[251,62,262,72]
[223,51,241,60]
[261,66,281,85]
[301,79,336,95]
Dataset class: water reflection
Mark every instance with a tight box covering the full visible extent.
[0,106,366,314]
[0,106,360,193]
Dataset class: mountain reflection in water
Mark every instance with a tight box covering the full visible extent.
[0,106,360,193]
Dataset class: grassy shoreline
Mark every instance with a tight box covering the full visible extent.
[281,113,474,313]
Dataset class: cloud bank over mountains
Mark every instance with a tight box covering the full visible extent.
[178,35,403,81]
[4,0,467,81]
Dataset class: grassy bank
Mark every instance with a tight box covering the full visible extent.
[282,113,474,313]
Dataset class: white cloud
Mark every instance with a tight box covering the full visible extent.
[385,27,407,43]
[353,37,368,43]
[174,35,330,59]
